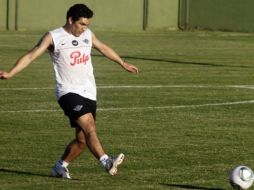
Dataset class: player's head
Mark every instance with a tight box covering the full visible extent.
[66,4,93,37]
[66,4,93,22]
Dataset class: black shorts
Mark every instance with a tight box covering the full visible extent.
[58,93,97,128]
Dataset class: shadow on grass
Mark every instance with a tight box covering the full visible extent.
[93,54,251,68]
[160,183,226,190]
[0,168,80,181]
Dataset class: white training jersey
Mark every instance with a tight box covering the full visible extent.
[49,27,96,100]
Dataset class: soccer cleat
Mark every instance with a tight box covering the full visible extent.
[105,153,125,176]
[51,161,71,179]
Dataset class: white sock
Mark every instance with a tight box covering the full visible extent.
[100,154,109,167]
[62,160,69,168]
[58,160,69,168]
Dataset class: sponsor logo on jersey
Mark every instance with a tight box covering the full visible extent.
[72,40,79,46]
[83,39,89,44]
[70,51,89,66]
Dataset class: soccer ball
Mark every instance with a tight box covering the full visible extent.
[229,165,254,190]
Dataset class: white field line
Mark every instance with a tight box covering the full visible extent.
[1,100,254,113]
[0,84,254,90]
[1,85,254,113]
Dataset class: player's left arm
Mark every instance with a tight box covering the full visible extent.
[92,32,139,74]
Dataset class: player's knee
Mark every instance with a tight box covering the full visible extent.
[76,114,96,134]
[77,139,86,150]
[81,122,96,135]
[84,125,97,139]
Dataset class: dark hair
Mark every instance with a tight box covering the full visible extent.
[66,4,93,22]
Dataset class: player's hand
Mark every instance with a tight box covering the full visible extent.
[0,71,11,80]
[122,62,139,74]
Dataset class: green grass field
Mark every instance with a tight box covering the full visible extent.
[1,30,254,190]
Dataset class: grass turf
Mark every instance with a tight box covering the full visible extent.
[0,30,254,189]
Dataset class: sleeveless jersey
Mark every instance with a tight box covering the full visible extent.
[49,27,96,100]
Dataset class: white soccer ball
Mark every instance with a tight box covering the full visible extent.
[229,165,254,190]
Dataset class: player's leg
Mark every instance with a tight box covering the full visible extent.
[76,113,125,175]
[75,113,104,159]
[61,127,86,163]
[51,127,86,179]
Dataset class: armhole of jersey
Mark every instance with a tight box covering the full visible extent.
[48,31,56,52]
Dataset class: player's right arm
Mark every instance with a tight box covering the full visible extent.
[0,32,53,80]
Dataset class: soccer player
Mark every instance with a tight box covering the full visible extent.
[0,4,139,178]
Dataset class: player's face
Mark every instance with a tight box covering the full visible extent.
[71,17,91,37]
